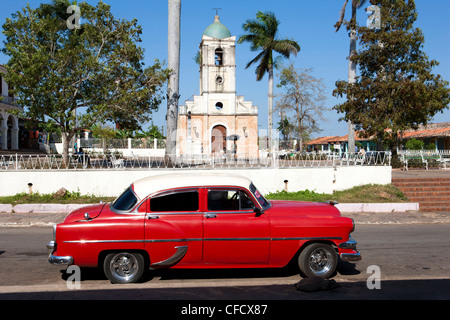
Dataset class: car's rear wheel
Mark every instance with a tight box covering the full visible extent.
[298,243,337,278]
[103,252,145,284]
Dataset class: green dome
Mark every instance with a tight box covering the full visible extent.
[203,15,231,39]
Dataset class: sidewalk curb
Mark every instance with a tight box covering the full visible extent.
[0,203,87,213]
[0,202,420,214]
[336,203,419,213]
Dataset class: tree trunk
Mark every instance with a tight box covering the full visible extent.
[166,0,181,164]
[268,64,274,152]
[61,131,75,167]
[347,4,357,154]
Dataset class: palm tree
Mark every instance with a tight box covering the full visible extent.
[238,11,300,152]
[335,0,367,153]
[166,0,181,162]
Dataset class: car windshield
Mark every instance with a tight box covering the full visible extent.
[249,183,270,209]
[111,187,138,212]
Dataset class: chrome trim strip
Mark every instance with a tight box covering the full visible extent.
[63,239,144,244]
[63,236,342,244]
[272,236,342,241]
[145,238,202,243]
[150,246,188,269]
[206,211,255,214]
[63,238,202,244]
[146,211,203,215]
[205,238,271,241]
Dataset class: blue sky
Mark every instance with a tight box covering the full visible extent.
[1,0,449,138]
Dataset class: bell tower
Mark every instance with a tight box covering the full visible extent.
[199,15,236,96]
[177,15,258,157]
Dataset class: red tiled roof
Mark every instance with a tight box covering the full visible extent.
[307,123,450,145]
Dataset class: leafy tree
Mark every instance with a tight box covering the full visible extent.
[275,64,327,152]
[2,0,169,162]
[143,123,165,139]
[277,117,295,141]
[333,0,450,153]
[237,11,300,151]
[405,138,423,150]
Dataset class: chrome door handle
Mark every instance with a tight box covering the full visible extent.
[204,213,217,219]
[147,214,159,220]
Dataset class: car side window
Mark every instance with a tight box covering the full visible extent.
[150,190,199,212]
[208,189,255,211]
[112,187,138,212]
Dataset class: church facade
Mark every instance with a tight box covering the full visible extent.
[177,15,258,157]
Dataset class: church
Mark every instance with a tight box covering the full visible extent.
[177,15,259,157]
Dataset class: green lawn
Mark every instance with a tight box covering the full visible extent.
[0,191,115,205]
[265,184,408,203]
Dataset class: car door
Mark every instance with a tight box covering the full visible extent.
[202,187,270,266]
[144,188,203,268]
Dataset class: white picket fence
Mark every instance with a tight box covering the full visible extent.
[0,151,392,171]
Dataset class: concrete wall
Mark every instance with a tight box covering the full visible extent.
[0,166,392,197]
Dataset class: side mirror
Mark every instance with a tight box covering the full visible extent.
[254,207,263,217]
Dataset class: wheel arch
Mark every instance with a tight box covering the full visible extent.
[288,240,339,267]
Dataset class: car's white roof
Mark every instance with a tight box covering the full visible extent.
[131,173,253,199]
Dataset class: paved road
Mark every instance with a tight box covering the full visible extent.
[0,219,449,301]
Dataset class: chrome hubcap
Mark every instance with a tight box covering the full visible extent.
[110,253,138,282]
[309,248,333,275]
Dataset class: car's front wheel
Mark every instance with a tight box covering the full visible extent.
[298,243,337,278]
[103,252,145,284]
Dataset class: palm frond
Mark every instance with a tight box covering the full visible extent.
[256,11,279,37]
[245,50,266,69]
[255,50,272,81]
[335,0,349,32]
[273,39,300,58]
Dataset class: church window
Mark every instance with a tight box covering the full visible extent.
[215,48,223,66]
[216,76,223,85]
[215,102,223,110]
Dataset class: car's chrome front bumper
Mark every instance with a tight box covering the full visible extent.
[46,240,73,265]
[338,237,362,262]
[340,252,362,261]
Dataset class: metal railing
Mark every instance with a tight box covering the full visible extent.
[398,149,450,170]
[0,151,391,171]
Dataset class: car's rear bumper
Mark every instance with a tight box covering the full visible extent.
[47,240,73,265]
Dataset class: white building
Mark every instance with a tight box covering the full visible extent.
[177,15,259,157]
[0,64,20,151]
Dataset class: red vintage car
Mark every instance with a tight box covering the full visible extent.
[47,173,361,284]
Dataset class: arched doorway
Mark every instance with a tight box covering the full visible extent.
[211,125,226,154]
